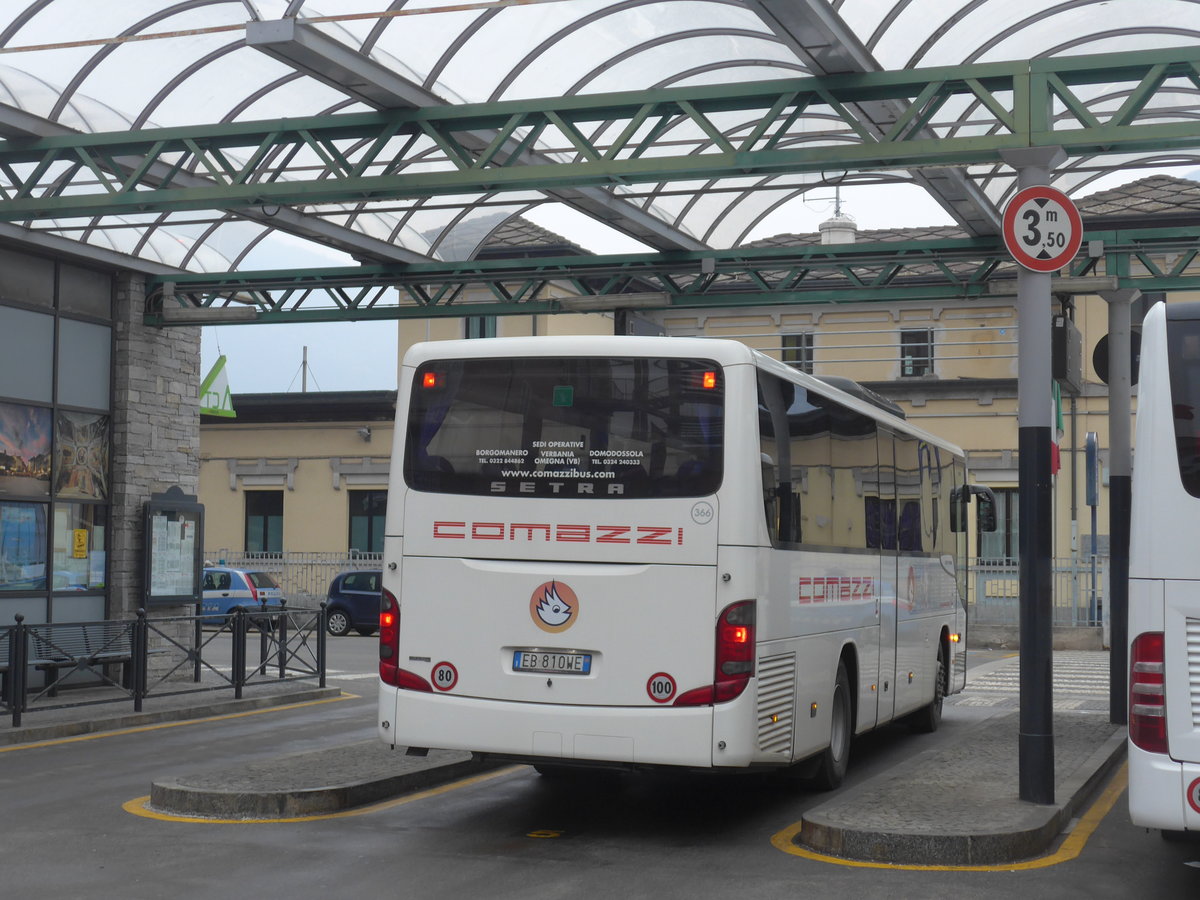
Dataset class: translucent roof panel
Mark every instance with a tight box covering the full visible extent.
[0,0,1195,276]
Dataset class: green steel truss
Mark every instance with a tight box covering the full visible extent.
[145,225,1200,325]
[2,47,1199,220]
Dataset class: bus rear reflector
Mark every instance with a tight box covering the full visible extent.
[1130,631,1167,754]
[675,600,756,707]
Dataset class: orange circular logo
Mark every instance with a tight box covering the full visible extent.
[529,581,578,633]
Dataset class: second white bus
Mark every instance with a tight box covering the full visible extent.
[1128,300,1200,833]
[378,336,993,786]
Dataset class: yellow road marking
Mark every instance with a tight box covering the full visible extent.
[770,762,1127,871]
[122,766,525,823]
[0,692,357,753]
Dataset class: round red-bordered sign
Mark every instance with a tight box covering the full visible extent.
[1002,185,1083,273]
[431,661,458,692]
[1188,777,1200,815]
[646,672,677,704]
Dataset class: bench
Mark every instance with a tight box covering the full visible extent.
[28,621,136,697]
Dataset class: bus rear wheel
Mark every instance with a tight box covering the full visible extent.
[810,661,852,791]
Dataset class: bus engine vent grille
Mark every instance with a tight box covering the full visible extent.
[1188,618,1200,727]
[757,652,796,756]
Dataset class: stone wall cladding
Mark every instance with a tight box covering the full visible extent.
[109,273,201,619]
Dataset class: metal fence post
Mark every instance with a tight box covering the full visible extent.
[193,607,203,683]
[133,609,148,712]
[277,599,288,680]
[233,608,247,699]
[10,614,25,728]
[318,601,327,689]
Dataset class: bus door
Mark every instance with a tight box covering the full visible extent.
[874,428,900,725]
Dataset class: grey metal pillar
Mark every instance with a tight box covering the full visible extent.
[1099,288,1139,726]
[1001,147,1066,805]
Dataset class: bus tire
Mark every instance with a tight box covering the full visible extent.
[810,661,852,791]
[909,645,945,734]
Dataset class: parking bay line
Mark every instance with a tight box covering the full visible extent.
[769,762,1127,872]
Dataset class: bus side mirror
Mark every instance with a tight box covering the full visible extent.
[975,487,998,533]
[950,485,998,533]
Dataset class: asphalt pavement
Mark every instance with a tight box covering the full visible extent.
[3,651,1126,867]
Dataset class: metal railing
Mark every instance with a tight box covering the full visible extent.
[1,604,327,727]
[205,550,382,605]
[970,556,1110,628]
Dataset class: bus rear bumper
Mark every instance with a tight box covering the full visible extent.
[1128,742,1200,831]
[379,685,725,769]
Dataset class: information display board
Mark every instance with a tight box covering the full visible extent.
[143,486,204,607]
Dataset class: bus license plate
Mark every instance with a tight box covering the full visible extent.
[513,650,592,675]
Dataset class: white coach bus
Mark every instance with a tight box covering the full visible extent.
[1128,300,1200,833]
[378,336,993,787]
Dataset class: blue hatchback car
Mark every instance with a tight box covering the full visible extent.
[324,569,381,636]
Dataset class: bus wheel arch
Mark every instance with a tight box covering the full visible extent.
[809,650,856,790]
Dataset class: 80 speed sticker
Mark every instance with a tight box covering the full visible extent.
[646,672,676,703]
[432,661,458,692]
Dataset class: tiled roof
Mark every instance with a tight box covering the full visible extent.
[1074,174,1200,217]
[479,217,590,256]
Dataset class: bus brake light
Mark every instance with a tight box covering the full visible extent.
[422,372,440,388]
[702,371,717,389]
[379,587,401,686]
[675,600,755,707]
[1130,631,1167,754]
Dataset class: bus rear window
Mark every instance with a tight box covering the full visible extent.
[405,356,724,498]
[1167,313,1200,498]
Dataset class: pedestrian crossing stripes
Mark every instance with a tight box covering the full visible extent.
[950,651,1113,711]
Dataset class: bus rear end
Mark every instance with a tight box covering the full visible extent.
[1128,301,1200,832]
[377,337,755,770]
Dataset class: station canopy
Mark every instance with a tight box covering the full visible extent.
[1,0,1199,276]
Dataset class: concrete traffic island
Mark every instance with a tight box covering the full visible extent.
[795,712,1127,866]
[149,740,497,819]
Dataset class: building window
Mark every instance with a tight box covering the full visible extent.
[245,491,283,554]
[349,490,386,554]
[782,333,814,374]
[465,315,497,339]
[900,329,934,377]
[978,488,1018,562]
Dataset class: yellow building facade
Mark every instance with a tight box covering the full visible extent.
[199,177,1198,593]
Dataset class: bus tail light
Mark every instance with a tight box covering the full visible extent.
[1130,631,1167,754]
[378,586,433,691]
[379,587,401,686]
[675,601,756,707]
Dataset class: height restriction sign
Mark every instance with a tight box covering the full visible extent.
[1002,185,1083,272]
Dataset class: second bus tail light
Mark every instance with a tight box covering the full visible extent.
[379,586,433,691]
[675,600,756,707]
[1129,631,1167,754]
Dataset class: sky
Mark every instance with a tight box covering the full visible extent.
[199,167,1197,396]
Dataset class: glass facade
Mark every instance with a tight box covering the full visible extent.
[0,254,113,624]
